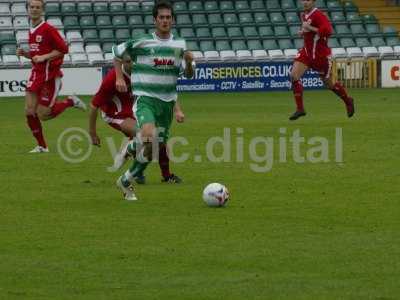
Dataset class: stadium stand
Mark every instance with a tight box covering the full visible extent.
[0,0,399,67]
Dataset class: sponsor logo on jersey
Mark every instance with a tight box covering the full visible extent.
[154,58,174,66]
[36,35,42,43]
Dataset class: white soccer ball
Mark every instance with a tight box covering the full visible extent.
[202,183,229,207]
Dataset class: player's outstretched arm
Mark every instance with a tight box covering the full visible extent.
[113,58,127,93]
[32,49,64,63]
[183,51,195,79]
[89,104,101,146]
[174,100,185,123]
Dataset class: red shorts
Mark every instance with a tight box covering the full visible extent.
[26,75,62,108]
[101,112,135,136]
[294,48,333,79]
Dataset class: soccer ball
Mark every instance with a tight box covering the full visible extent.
[202,183,229,207]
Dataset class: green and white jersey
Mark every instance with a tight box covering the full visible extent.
[112,32,186,102]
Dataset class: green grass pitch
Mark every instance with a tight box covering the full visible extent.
[1,89,399,299]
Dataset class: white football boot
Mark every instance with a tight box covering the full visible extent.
[116,176,138,201]
[29,145,49,153]
[70,94,87,111]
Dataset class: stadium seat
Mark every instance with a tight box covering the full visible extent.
[93,2,108,15]
[187,41,199,51]
[232,40,247,51]
[180,28,195,39]
[252,49,269,60]
[340,37,356,48]
[2,55,19,66]
[216,40,231,51]
[327,0,342,11]
[331,47,347,58]
[45,2,60,15]
[259,26,274,37]
[266,0,281,10]
[0,3,10,15]
[115,28,130,41]
[71,53,89,65]
[47,17,63,29]
[350,24,366,35]
[378,46,394,58]
[102,42,113,53]
[88,53,104,65]
[192,14,207,25]
[204,1,219,11]
[128,15,143,26]
[189,1,203,11]
[1,43,17,55]
[77,2,92,15]
[224,14,239,24]
[366,24,381,36]
[192,51,204,60]
[82,29,99,42]
[141,2,154,13]
[275,26,290,38]
[13,16,29,29]
[112,15,128,27]
[393,46,400,56]
[200,40,215,51]
[263,39,279,50]
[103,52,113,62]
[109,2,125,14]
[281,0,296,10]
[250,1,265,10]
[211,27,227,38]
[239,13,254,24]
[99,29,114,41]
[331,12,346,23]
[220,50,236,60]
[284,49,298,59]
[70,43,85,54]
[236,50,253,60]
[204,51,220,61]
[355,37,371,48]
[0,31,16,44]
[343,1,358,12]
[278,39,294,49]
[285,12,300,24]
[386,37,400,47]
[220,1,234,11]
[196,28,211,38]
[243,26,258,37]
[362,14,377,24]
[270,13,285,24]
[289,25,300,37]
[362,46,379,57]
[227,27,243,38]
[66,31,83,43]
[96,15,112,28]
[254,12,269,24]
[132,28,146,36]
[294,38,303,49]
[173,1,187,12]
[208,14,223,25]
[235,1,250,11]
[268,49,285,60]
[85,44,102,54]
[346,47,363,57]
[371,37,386,47]
[63,16,79,30]
[80,16,96,28]
[346,12,362,24]
[328,38,340,48]
[176,14,191,25]
[61,2,77,15]
[126,2,140,13]
[15,30,28,43]
[11,3,27,15]
[144,15,154,26]
[247,39,263,50]
[0,16,12,30]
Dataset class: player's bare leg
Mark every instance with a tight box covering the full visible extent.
[289,61,309,120]
[322,74,355,118]
[36,97,87,122]
[25,91,48,152]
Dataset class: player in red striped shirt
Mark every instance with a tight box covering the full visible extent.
[289,0,355,120]
[89,57,184,184]
[16,0,86,153]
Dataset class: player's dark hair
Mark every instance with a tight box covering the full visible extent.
[152,1,174,19]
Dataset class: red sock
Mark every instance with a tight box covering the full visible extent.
[26,115,47,148]
[292,80,304,111]
[158,144,171,178]
[331,82,351,105]
[50,98,74,118]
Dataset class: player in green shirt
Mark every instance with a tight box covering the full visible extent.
[113,1,195,200]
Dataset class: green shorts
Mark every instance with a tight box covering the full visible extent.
[134,95,175,143]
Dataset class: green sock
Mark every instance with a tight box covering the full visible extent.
[127,139,138,157]
[122,159,149,187]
